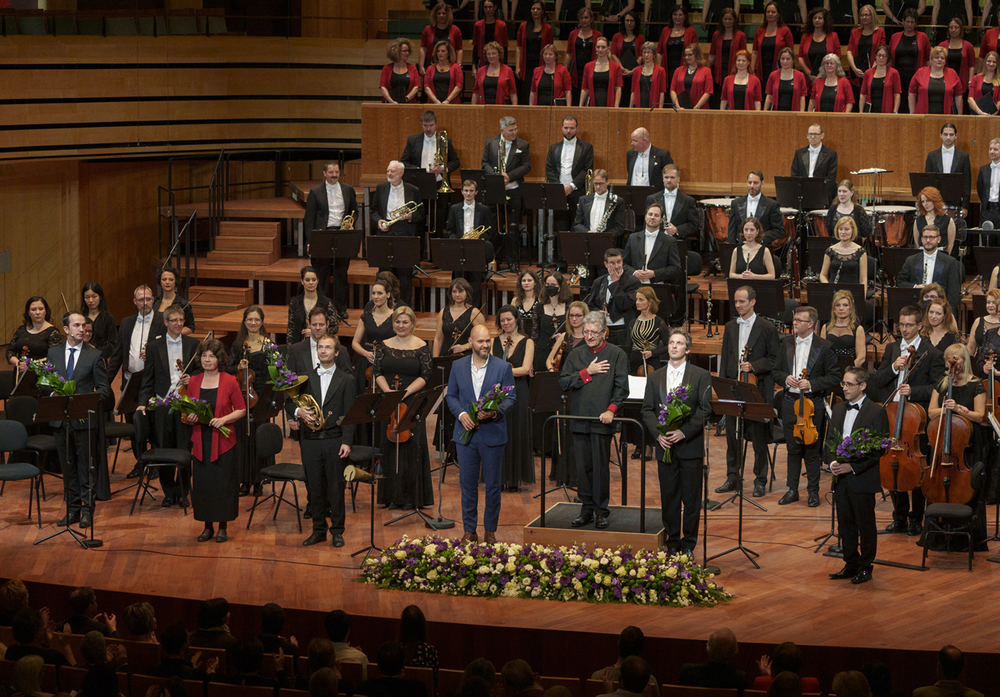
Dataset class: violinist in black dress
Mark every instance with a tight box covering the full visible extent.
[493,305,535,491]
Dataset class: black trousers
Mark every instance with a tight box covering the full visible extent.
[573,431,612,517]
[835,485,878,571]
[151,408,192,498]
[659,267,686,324]
[781,395,826,494]
[724,415,769,486]
[300,436,348,535]
[56,424,99,515]
[500,187,523,265]
[658,454,703,551]
[981,203,1000,229]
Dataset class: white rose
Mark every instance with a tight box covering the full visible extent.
[629,569,636,577]
[394,550,406,559]
[665,566,678,578]
[615,567,627,576]
[478,565,491,574]
[613,555,622,565]
[638,567,647,577]
[603,576,612,586]
[522,577,531,586]
[426,569,438,581]
[506,562,516,573]
[524,563,533,572]
[424,544,437,556]
[462,555,474,566]
[595,573,603,584]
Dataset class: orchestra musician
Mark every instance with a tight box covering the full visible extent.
[370,161,425,307]
[572,169,627,282]
[587,247,641,353]
[80,282,116,362]
[625,127,672,187]
[226,306,270,499]
[399,111,460,238]
[896,224,961,312]
[287,266,337,347]
[924,123,971,216]
[153,266,195,336]
[546,115,594,246]
[790,123,839,205]
[446,179,497,306]
[492,305,535,492]
[105,284,165,388]
[482,116,531,272]
[726,171,785,247]
[976,138,1000,230]
[304,161,359,319]
[287,306,354,381]
[643,166,700,245]
[728,218,776,280]
[771,306,842,508]
[6,296,61,372]
[870,305,945,536]
[718,286,780,497]
[623,202,685,326]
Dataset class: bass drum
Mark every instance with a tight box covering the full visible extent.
[866,205,916,246]
[808,209,829,237]
[700,197,734,242]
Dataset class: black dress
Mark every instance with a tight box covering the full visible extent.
[226,344,270,488]
[88,310,117,361]
[826,204,872,239]
[894,34,918,112]
[534,308,565,373]
[286,293,336,346]
[574,35,593,89]
[760,36,778,88]
[536,71,555,105]
[388,70,411,103]
[492,336,535,490]
[515,299,541,343]
[6,325,61,363]
[915,214,951,244]
[628,315,669,374]
[823,245,864,283]
[807,36,827,78]
[354,309,395,448]
[437,305,478,463]
[592,68,610,106]
[191,388,239,523]
[155,293,196,333]
[927,331,960,352]
[868,75,885,112]
[664,36,686,88]
[732,245,769,276]
[776,76,794,110]
[824,325,859,374]
[375,344,434,507]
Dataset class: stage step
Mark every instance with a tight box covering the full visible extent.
[218,221,281,237]
[188,286,254,306]
[214,235,280,254]
[205,250,277,266]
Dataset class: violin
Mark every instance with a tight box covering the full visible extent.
[451,324,470,355]
[739,345,757,386]
[237,341,259,409]
[386,375,411,444]
[792,369,818,445]
[879,346,926,492]
[924,357,975,504]
[502,334,514,361]
[176,358,188,396]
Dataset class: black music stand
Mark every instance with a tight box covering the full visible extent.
[112,370,148,496]
[711,376,772,512]
[881,247,915,286]
[623,185,658,230]
[804,237,837,279]
[975,247,1000,281]
[429,352,463,475]
[403,169,439,247]
[560,231,614,278]
[460,169,486,196]
[531,371,576,500]
[726,279,787,324]
[430,238,492,309]
[342,392,395,564]
[909,172,966,210]
[805,282,867,326]
[887,287,923,327]
[11,370,38,397]
[34,392,102,549]
[775,176,830,288]
[522,183,568,265]
[367,236,424,279]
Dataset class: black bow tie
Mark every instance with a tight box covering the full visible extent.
[847,403,860,411]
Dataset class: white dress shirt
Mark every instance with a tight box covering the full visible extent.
[737,313,757,358]
[325,182,345,228]
[808,144,822,178]
[640,229,658,284]
[463,203,476,234]
[317,365,336,404]
[746,193,760,219]
[421,133,441,181]
[387,182,405,217]
[471,357,488,400]
[309,337,320,371]
[842,395,865,441]
[128,313,154,378]
[165,335,184,396]
[662,189,677,223]
[922,250,938,285]
[559,138,577,186]
[941,145,955,174]
[589,192,608,231]
[789,333,813,394]
[990,162,1000,202]
[894,336,921,401]
[666,361,687,392]
[631,145,650,186]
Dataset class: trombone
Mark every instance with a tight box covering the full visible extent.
[434,131,453,194]
[384,201,422,229]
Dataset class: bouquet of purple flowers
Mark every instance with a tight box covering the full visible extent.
[148,392,232,439]
[460,383,514,444]
[262,338,300,391]
[24,358,75,396]
[656,384,692,463]
[825,427,891,482]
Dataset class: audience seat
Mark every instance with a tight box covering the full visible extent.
[437,667,464,696]
[661,686,737,697]
[131,673,206,697]
[541,675,583,696]
[407,665,436,696]
[260,651,297,678]
[58,664,128,694]
[207,681,276,697]
[185,646,228,676]
[0,658,57,694]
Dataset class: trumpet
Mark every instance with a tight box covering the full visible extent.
[384,201,422,229]
[435,131,453,194]
[341,211,355,230]
[462,224,491,239]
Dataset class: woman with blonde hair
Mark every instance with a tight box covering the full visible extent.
[970,50,1000,115]
[921,298,960,350]
[908,46,964,115]
[473,41,518,104]
[809,52,854,112]
[581,35,624,106]
[379,38,420,104]
[819,216,866,287]
[846,5,885,86]
[424,41,464,104]
[419,3,464,75]
[821,290,866,371]
[12,655,52,697]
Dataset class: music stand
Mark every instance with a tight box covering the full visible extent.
[430,238,490,307]
[909,172,966,210]
[367,236,423,280]
[531,371,576,500]
[623,185,658,230]
[804,237,837,278]
[34,392,102,549]
[775,176,830,287]
[887,287,922,326]
[805,283,866,326]
[726,279,786,324]
[559,232,614,277]
[112,370,149,496]
[11,370,38,397]
[881,247,915,285]
[403,168,439,244]
[975,247,1000,281]
[522,183,568,264]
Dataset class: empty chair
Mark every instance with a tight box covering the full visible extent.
[247,422,305,533]
[0,420,43,528]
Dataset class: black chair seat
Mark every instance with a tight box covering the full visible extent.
[139,448,192,467]
[0,420,42,528]
[104,422,135,439]
[248,424,304,532]
[348,446,378,465]
[925,502,972,519]
[0,462,40,480]
[260,462,305,481]
[25,434,57,452]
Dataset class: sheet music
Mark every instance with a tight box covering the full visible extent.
[628,375,647,401]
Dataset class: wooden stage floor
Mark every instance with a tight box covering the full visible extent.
[3,417,998,658]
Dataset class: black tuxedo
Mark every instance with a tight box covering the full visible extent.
[369,181,425,305]
[572,192,627,241]
[644,189,699,240]
[304,180,359,314]
[106,312,166,387]
[925,147,972,204]
[482,134,530,265]
[790,144,839,205]
[286,337,354,378]
[446,201,497,306]
[824,396,889,572]
[896,249,961,311]
[642,363,712,551]
[587,270,642,332]
[399,132,460,185]
[727,194,785,248]
[771,333,842,495]
[719,315,780,485]
[545,138,594,192]
[976,162,1000,226]
[626,145,672,186]
[622,228,685,323]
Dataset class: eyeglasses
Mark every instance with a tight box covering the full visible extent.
[582,329,603,336]
[840,381,861,388]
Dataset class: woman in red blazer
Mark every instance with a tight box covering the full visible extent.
[516,1,554,103]
[581,36,624,106]
[981,25,1000,63]
[720,50,763,109]
[473,41,518,104]
[969,51,1000,115]
[473,0,508,71]
[185,338,247,543]
[530,44,573,105]
[798,8,842,83]
[631,41,668,107]
[909,47,964,114]
[938,17,976,89]
[764,47,809,110]
[860,45,902,113]
[670,44,714,109]
[846,6,886,87]
[610,11,644,81]
[709,9,748,91]
[419,3,464,76]
[379,38,420,104]
[809,53,855,112]
[424,41,465,104]
[752,2,794,86]
[890,9,931,111]
[566,7,602,104]
[657,5,699,85]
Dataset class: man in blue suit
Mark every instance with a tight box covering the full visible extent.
[446,325,516,544]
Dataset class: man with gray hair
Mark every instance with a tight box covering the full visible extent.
[679,628,748,693]
[976,137,1000,229]
[482,116,530,271]
[559,310,629,530]
[370,160,425,305]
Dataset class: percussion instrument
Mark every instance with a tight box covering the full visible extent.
[699,198,734,242]
[771,207,798,249]
[808,209,829,237]
[866,205,916,247]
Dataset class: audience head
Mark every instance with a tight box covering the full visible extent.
[768,671,803,697]
[620,655,652,693]
[11,608,44,645]
[399,604,428,645]
[124,601,156,639]
[12,655,45,696]
[706,627,738,662]
[832,671,872,697]
[197,598,230,630]
[307,638,338,672]
[542,687,572,697]
[68,586,98,617]
[463,657,497,686]
[230,637,266,674]
[324,609,351,642]
[502,659,536,694]
[617,625,645,659]
[861,662,893,697]
[938,645,965,680]
[376,640,406,678]
[261,602,287,636]
[79,663,119,697]
[310,667,340,697]
[771,642,804,675]
[80,630,107,665]
[0,579,29,619]
[464,676,497,697]
[160,622,190,656]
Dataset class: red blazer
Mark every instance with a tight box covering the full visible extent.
[657,26,698,66]
[810,75,855,111]
[516,21,554,79]
[798,32,843,78]
[473,19,509,67]
[969,74,1000,104]
[909,66,964,113]
[981,27,1000,59]
[709,30,748,83]
[567,29,603,87]
[631,64,669,107]
[610,32,645,63]
[423,63,465,103]
[753,26,794,80]
[721,74,762,108]
[187,372,245,463]
[765,68,809,110]
[670,65,714,108]
[889,31,931,77]
[421,24,463,66]
[473,64,517,104]
[582,60,624,106]
[530,64,573,103]
[938,39,976,89]
[379,64,420,103]
[848,27,887,72]
[860,67,902,113]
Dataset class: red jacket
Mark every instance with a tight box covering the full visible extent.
[420,24,463,67]
[423,63,465,103]
[765,68,809,110]
[473,63,517,104]
[799,32,843,79]
[721,74,762,109]
[530,64,573,104]
[810,75,855,112]
[909,66,964,114]
[970,74,1000,104]
[610,32,645,64]
[567,29,603,87]
[631,64,668,107]
[889,31,931,80]
[938,39,976,89]
[670,64,714,108]
[861,67,902,113]
[582,60,624,106]
[657,26,698,74]
[753,26,794,81]
[981,27,1000,59]
[709,30,748,83]
[473,19,508,67]
[516,21,554,79]
[379,64,420,103]
[848,27,886,81]
[187,372,245,463]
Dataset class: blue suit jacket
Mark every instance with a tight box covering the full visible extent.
[446,354,516,447]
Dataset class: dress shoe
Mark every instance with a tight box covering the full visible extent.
[197,528,214,542]
[161,495,175,508]
[884,521,907,533]
[778,489,799,505]
[177,496,189,509]
[331,534,345,548]
[571,513,594,528]
[829,566,859,580]
[57,512,81,527]
[461,532,478,543]
[125,465,142,479]
[303,508,312,519]
[238,483,250,497]
[484,531,497,544]
[595,515,609,529]
[79,513,92,529]
[302,532,327,546]
[907,521,922,536]
[808,492,821,507]
[215,529,228,543]
[851,569,873,584]
[752,483,766,497]
[715,479,738,494]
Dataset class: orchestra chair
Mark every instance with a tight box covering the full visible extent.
[104,413,137,474]
[247,422,305,533]
[5,395,58,500]
[540,676,582,696]
[130,412,191,515]
[131,673,207,697]
[0,369,15,416]
[0,420,43,528]
[920,461,986,572]
[347,445,380,513]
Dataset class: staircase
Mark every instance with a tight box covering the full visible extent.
[188,285,255,338]
[205,221,281,266]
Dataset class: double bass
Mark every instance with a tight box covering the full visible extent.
[792,369,818,445]
[879,346,927,492]
[923,356,975,504]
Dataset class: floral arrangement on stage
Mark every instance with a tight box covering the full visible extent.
[656,384,691,463]
[148,392,232,438]
[262,338,301,391]
[459,383,514,444]
[359,535,731,607]
[24,358,75,395]
[825,427,891,482]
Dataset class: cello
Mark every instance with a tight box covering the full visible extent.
[923,356,976,504]
[792,369,818,445]
[879,346,927,492]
